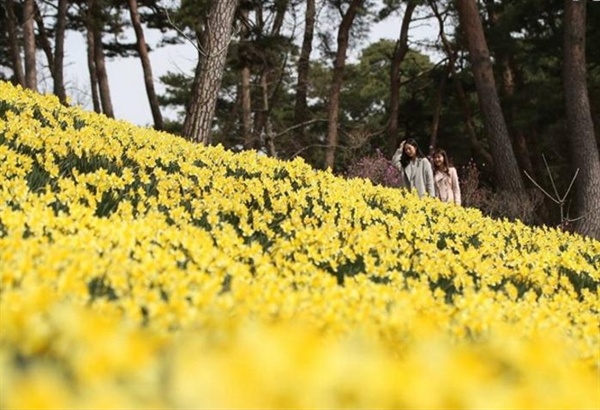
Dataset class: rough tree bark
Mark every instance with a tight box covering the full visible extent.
[563,0,600,239]
[53,0,68,104]
[430,0,492,165]
[128,0,164,130]
[88,0,114,117]
[293,0,315,145]
[238,6,253,149]
[455,0,524,193]
[252,0,288,155]
[484,0,533,177]
[183,0,239,144]
[324,0,363,170]
[428,60,451,154]
[23,0,37,91]
[259,73,277,157]
[6,0,25,86]
[387,1,416,155]
[34,6,55,79]
[85,24,101,113]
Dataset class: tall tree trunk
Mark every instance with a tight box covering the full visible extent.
[6,0,25,86]
[293,0,315,144]
[34,6,55,79]
[484,0,533,177]
[85,25,101,113]
[88,0,114,117]
[253,68,269,150]
[387,2,416,155]
[183,0,238,144]
[223,87,241,144]
[128,0,164,130]
[33,1,69,105]
[23,0,37,91]
[324,0,363,169]
[259,73,277,157]
[428,61,451,153]
[53,0,68,104]
[563,0,600,239]
[455,0,524,193]
[430,0,492,165]
[500,59,533,176]
[270,0,287,35]
[454,72,493,166]
[238,7,253,149]
[428,1,488,164]
[240,65,253,148]
[250,4,267,148]
[252,1,288,153]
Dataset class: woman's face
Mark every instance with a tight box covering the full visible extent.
[433,153,444,167]
[404,144,417,158]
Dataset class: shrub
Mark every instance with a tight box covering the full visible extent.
[460,160,543,225]
[346,149,403,188]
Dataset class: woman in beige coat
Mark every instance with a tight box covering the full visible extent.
[431,148,461,205]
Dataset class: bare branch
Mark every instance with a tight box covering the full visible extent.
[525,154,582,230]
[273,119,328,140]
[561,168,579,203]
[162,6,203,56]
[204,9,240,58]
[291,143,353,159]
[162,4,238,61]
[542,154,561,200]
[524,171,559,204]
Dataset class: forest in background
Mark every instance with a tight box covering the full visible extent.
[1,0,599,238]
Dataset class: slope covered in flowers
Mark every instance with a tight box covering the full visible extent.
[0,81,599,409]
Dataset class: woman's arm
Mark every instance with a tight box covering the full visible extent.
[423,159,435,197]
[450,167,461,205]
[391,148,403,171]
[391,149,409,187]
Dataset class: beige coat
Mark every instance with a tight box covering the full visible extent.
[434,167,461,205]
[392,149,435,198]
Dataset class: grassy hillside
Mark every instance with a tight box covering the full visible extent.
[1,81,599,409]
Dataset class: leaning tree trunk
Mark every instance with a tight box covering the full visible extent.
[563,0,600,239]
[387,2,416,156]
[23,0,37,91]
[455,0,524,194]
[128,0,163,130]
[484,0,533,177]
[6,0,25,86]
[293,0,315,146]
[183,0,238,144]
[324,0,363,170]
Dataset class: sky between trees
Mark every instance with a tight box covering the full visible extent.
[57,6,439,126]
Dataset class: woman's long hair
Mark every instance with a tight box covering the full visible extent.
[399,138,426,168]
[431,148,452,175]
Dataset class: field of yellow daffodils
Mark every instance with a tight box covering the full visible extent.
[1,81,599,409]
